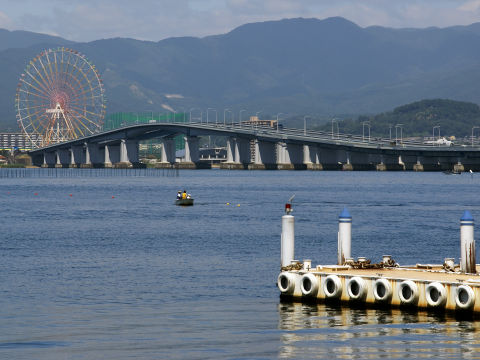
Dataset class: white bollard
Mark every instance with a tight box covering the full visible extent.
[460,210,476,274]
[281,203,295,268]
[338,208,352,265]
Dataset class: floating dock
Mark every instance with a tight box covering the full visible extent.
[277,204,480,314]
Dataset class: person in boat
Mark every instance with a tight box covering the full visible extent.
[182,190,187,200]
[177,191,182,200]
[186,193,192,199]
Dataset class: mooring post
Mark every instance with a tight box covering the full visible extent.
[338,208,352,265]
[460,210,476,274]
[281,203,295,267]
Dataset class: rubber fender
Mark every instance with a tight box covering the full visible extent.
[277,272,296,295]
[347,276,367,300]
[456,285,475,310]
[373,278,393,302]
[425,282,447,307]
[398,280,419,305]
[323,274,342,299]
[301,273,319,297]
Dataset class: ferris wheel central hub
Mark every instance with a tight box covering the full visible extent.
[46,103,65,119]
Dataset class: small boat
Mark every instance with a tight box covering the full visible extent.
[175,198,194,206]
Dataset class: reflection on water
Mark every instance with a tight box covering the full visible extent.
[278,302,480,359]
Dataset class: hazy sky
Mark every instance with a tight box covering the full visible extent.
[2,0,480,42]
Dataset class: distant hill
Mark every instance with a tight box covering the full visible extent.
[317,99,480,139]
[2,18,480,131]
[0,29,73,51]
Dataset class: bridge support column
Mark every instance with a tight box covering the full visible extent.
[413,156,424,172]
[398,155,406,170]
[55,149,69,168]
[104,145,112,168]
[179,136,200,169]
[69,148,75,168]
[342,151,353,171]
[126,140,139,167]
[276,142,292,170]
[114,139,133,168]
[69,146,82,168]
[55,151,62,168]
[304,145,323,170]
[42,152,56,168]
[376,154,387,171]
[157,138,176,168]
[237,138,251,165]
[249,139,276,169]
[81,142,93,168]
[454,159,465,173]
[277,142,305,170]
[220,137,245,169]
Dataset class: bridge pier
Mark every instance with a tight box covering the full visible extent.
[156,138,176,168]
[276,142,305,170]
[303,145,323,170]
[127,140,140,167]
[69,147,76,168]
[342,151,353,171]
[237,138,251,165]
[454,159,465,173]
[80,143,94,168]
[220,137,246,169]
[115,139,133,168]
[398,155,406,170]
[249,139,276,169]
[375,155,386,171]
[413,156,424,172]
[69,146,83,168]
[179,136,204,169]
[42,152,56,168]
[55,149,70,168]
[103,144,113,168]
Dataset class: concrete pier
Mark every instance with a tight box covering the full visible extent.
[278,208,480,314]
[248,139,276,170]
[103,145,113,168]
[454,162,465,173]
[115,139,133,168]
[220,137,247,169]
[178,136,199,169]
[303,145,323,170]
[376,163,387,171]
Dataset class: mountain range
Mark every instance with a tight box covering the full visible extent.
[2,17,480,131]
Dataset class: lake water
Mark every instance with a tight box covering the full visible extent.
[1,169,480,359]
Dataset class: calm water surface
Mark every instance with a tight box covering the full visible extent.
[0,170,480,359]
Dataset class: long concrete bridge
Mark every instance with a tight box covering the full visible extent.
[28,121,480,171]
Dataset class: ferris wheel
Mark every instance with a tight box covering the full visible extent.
[15,47,106,148]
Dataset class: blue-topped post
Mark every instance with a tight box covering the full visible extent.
[338,208,352,265]
[460,210,476,274]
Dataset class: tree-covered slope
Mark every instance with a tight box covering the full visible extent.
[319,99,480,139]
